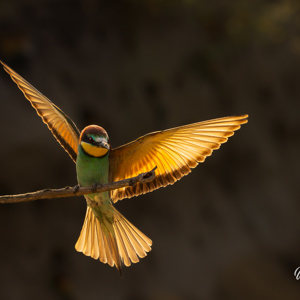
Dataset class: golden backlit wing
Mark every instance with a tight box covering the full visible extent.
[109,115,248,202]
[1,61,80,162]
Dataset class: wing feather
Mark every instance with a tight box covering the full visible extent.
[109,115,248,202]
[1,61,80,162]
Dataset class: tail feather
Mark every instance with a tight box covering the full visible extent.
[75,206,152,273]
[95,219,106,263]
[113,210,152,265]
[83,215,92,256]
[114,224,135,266]
[120,216,152,255]
[90,220,99,259]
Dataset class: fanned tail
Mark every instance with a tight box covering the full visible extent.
[75,206,152,274]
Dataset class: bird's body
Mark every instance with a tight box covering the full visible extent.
[75,125,152,273]
[1,60,248,274]
[76,130,112,225]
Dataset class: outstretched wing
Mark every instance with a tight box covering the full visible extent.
[109,115,248,202]
[1,61,80,162]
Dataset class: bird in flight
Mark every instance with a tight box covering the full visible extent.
[1,60,248,275]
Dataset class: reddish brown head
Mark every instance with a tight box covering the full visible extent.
[79,125,110,157]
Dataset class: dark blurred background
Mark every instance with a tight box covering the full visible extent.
[0,0,300,299]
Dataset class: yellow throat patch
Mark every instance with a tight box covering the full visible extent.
[81,141,109,157]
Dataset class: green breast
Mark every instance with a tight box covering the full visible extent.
[76,145,109,187]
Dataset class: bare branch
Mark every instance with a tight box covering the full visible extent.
[0,167,157,204]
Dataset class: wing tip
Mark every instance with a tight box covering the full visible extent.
[238,114,249,124]
[0,59,6,68]
[0,60,13,75]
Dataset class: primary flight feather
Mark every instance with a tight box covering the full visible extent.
[1,60,248,274]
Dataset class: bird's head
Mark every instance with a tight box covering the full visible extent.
[79,125,110,158]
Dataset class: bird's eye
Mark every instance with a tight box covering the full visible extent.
[88,137,94,143]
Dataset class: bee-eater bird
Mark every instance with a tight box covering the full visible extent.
[1,60,248,275]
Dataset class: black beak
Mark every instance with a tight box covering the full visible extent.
[98,140,110,150]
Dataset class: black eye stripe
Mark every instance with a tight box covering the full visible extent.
[85,135,109,146]
[87,136,96,145]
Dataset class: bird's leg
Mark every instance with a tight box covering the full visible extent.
[73,185,80,194]
[91,183,98,193]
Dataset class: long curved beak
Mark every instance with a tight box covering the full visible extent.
[97,140,110,150]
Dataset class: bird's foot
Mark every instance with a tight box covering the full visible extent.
[91,183,98,193]
[73,185,80,194]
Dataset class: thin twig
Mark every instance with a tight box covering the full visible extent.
[0,167,157,204]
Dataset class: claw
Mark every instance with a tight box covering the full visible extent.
[91,183,98,193]
[73,185,80,194]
